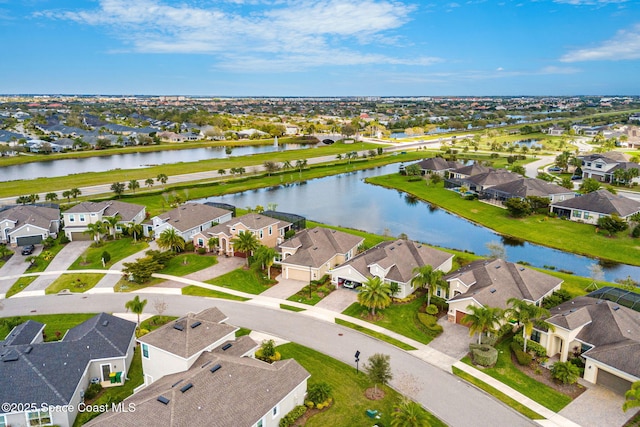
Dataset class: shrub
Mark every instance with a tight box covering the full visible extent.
[512,334,547,357]
[393,294,417,304]
[470,343,498,367]
[551,361,580,385]
[511,342,533,366]
[307,382,332,405]
[59,234,70,244]
[425,304,438,315]
[305,401,314,409]
[279,405,307,427]
[197,247,206,255]
[184,241,195,252]
[101,251,111,263]
[417,313,443,334]
[84,383,102,400]
[632,225,640,238]
[42,236,56,249]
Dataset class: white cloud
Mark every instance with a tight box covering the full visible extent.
[553,0,628,5]
[34,0,436,71]
[560,23,640,62]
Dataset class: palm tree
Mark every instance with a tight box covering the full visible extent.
[506,298,554,353]
[253,245,278,279]
[156,228,186,252]
[45,192,58,202]
[410,264,446,307]
[128,179,140,194]
[156,173,168,187]
[70,188,81,200]
[62,190,72,203]
[624,381,640,412]
[391,398,430,427]
[103,214,122,239]
[127,222,144,242]
[125,295,147,329]
[207,236,220,253]
[231,231,260,265]
[84,221,105,242]
[282,160,292,171]
[462,305,504,344]
[145,178,155,189]
[357,276,392,316]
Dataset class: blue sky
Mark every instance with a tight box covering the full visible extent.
[1,0,639,96]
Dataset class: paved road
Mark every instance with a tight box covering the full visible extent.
[524,155,555,178]
[0,294,534,427]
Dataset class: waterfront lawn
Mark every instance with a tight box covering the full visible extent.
[68,238,148,270]
[306,220,392,249]
[342,293,437,345]
[204,268,270,294]
[278,342,444,427]
[0,313,96,342]
[45,273,105,294]
[367,174,640,266]
[181,285,250,301]
[463,337,572,412]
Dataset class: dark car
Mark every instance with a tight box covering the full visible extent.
[548,166,562,172]
[21,244,35,255]
[571,175,582,181]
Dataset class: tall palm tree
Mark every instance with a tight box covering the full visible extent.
[357,276,392,316]
[391,398,430,427]
[253,245,278,279]
[156,228,186,252]
[207,236,220,253]
[127,222,143,242]
[411,265,446,307]
[231,231,260,266]
[103,214,122,239]
[506,298,554,353]
[462,305,504,344]
[84,221,105,242]
[45,192,58,202]
[62,190,72,203]
[156,173,168,187]
[128,179,140,194]
[145,178,155,189]
[125,295,147,329]
[70,187,81,200]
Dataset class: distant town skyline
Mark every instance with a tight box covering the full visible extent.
[1,0,639,96]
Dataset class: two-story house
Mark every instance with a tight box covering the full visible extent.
[146,203,232,242]
[579,152,640,184]
[63,201,146,241]
[0,205,60,246]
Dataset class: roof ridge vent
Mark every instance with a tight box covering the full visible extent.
[173,322,185,331]
[190,321,202,329]
[210,364,222,373]
[180,383,193,393]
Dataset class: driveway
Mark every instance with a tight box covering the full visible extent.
[23,241,93,293]
[314,288,358,312]
[0,245,43,296]
[260,275,307,299]
[559,384,636,427]
[428,316,475,360]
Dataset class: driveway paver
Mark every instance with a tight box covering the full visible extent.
[428,316,476,359]
[260,275,307,299]
[559,384,636,427]
[23,241,92,293]
[314,288,358,312]
[0,246,43,296]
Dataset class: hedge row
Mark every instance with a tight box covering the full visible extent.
[469,343,498,367]
[279,405,307,427]
[510,341,533,366]
[512,334,547,357]
[417,313,443,334]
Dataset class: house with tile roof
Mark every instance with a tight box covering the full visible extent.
[147,203,232,242]
[481,177,576,204]
[533,296,640,394]
[0,204,60,246]
[445,259,562,324]
[549,189,640,225]
[192,213,292,256]
[277,227,364,282]
[329,239,453,299]
[63,200,146,241]
[0,313,136,427]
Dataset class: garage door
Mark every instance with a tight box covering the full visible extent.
[596,368,633,395]
[455,310,468,325]
[16,235,43,246]
[70,231,92,241]
[286,267,310,281]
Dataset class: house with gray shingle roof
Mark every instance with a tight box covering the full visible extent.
[329,239,453,299]
[482,177,576,204]
[148,203,232,241]
[277,227,364,282]
[404,157,462,176]
[63,200,146,241]
[0,313,136,427]
[0,204,60,246]
[445,259,562,324]
[550,189,640,225]
[533,296,640,394]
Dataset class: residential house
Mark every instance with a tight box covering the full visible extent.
[550,189,640,225]
[0,314,136,427]
[0,205,60,246]
[277,227,364,282]
[147,203,232,241]
[406,157,462,176]
[447,163,491,180]
[623,125,640,149]
[330,239,453,299]
[579,152,640,184]
[192,213,291,256]
[447,168,521,193]
[445,259,562,324]
[533,296,639,394]
[63,201,146,241]
[481,177,576,204]
[546,125,565,136]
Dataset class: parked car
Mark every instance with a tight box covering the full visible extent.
[21,244,35,255]
[571,175,582,180]
[343,280,361,289]
[548,166,562,172]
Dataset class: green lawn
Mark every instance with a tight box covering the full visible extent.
[342,293,438,345]
[0,313,96,342]
[286,285,326,306]
[159,253,218,276]
[72,347,144,427]
[278,342,444,427]
[204,268,271,294]
[181,285,250,301]
[367,174,640,266]
[45,273,105,294]
[462,337,572,412]
[306,220,393,249]
[69,238,148,270]
[5,276,37,298]
[140,315,178,332]
[452,366,544,420]
[280,303,306,312]
[334,318,417,351]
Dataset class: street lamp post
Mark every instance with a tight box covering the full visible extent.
[308,265,312,299]
[355,350,360,374]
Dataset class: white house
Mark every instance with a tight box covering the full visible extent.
[147,203,233,241]
[63,200,146,241]
[0,205,60,246]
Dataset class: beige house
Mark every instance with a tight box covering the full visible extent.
[0,205,60,246]
[550,189,640,225]
[63,200,146,241]
[532,296,640,394]
[330,239,454,299]
[277,227,364,282]
[192,213,291,256]
[446,259,562,324]
[147,203,233,241]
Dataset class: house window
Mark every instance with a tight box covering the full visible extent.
[531,330,541,343]
[587,162,591,167]
[259,230,263,239]
[142,343,149,359]
[268,226,272,236]
[595,164,602,169]
[197,238,204,247]
[26,410,52,426]
[79,214,85,222]
[272,405,279,418]
[255,418,264,427]
[68,215,75,223]
[583,212,590,220]
[572,210,582,218]
[0,415,5,427]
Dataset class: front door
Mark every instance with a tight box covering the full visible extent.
[101,364,111,382]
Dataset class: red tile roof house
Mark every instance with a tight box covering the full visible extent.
[192,213,292,256]
[445,259,562,324]
[90,308,310,427]
[147,203,233,242]
[329,239,453,299]
[0,204,60,246]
